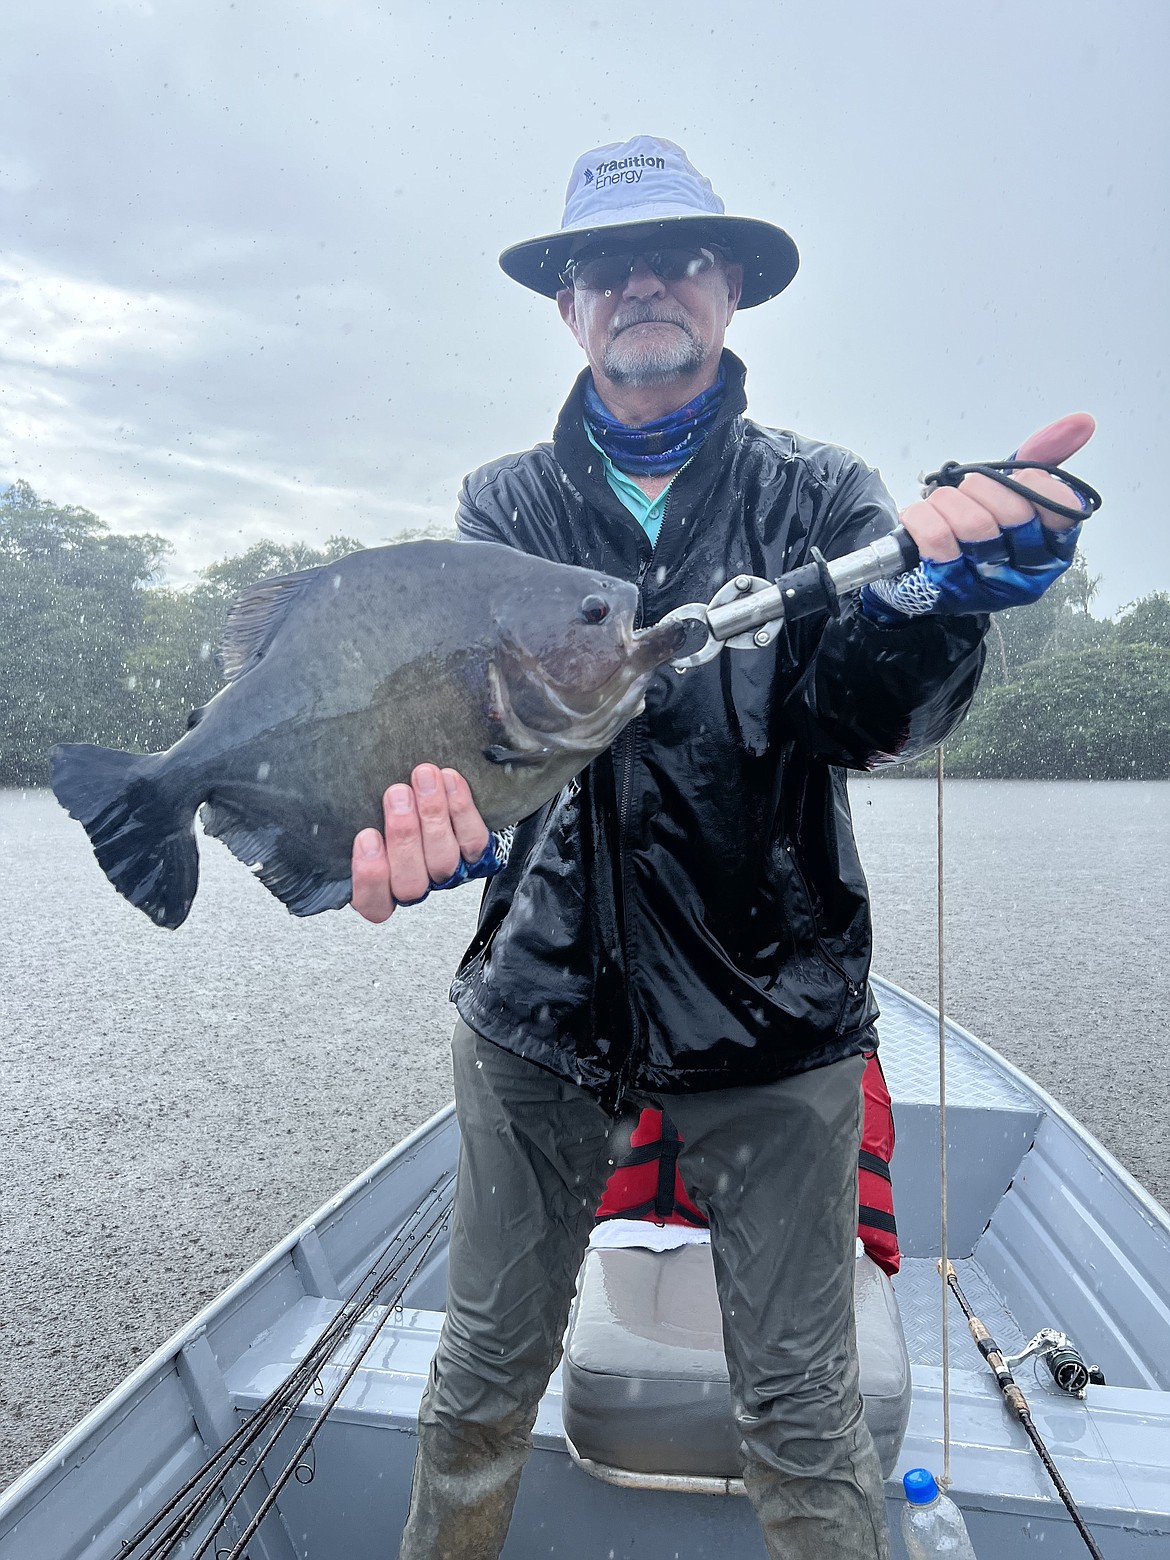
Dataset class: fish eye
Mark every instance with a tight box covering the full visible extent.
[581,594,610,624]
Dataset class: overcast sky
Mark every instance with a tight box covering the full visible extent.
[1,0,1166,613]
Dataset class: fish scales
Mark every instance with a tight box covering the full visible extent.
[49,540,686,928]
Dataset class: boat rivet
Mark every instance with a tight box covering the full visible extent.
[754,628,771,647]
[785,587,796,598]
[735,575,752,592]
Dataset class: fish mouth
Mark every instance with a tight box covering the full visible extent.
[630,617,690,665]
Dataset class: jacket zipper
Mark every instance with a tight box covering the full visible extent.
[610,522,659,1109]
[789,850,859,1035]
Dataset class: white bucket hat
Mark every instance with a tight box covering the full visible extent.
[499,135,799,309]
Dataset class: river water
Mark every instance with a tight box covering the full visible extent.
[1,779,1167,1487]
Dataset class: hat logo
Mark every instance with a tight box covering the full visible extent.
[582,167,594,186]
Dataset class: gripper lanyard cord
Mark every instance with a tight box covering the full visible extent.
[936,746,953,1490]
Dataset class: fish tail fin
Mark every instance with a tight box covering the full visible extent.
[49,744,199,929]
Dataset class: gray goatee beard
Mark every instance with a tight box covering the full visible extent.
[602,306,706,387]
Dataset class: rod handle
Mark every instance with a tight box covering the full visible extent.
[822,527,921,598]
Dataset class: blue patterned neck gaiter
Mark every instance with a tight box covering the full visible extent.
[582,364,727,477]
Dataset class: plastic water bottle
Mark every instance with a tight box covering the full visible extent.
[901,1469,979,1559]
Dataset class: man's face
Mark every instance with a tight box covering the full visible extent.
[557,241,743,393]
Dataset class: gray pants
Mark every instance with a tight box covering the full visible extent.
[398,1020,890,1560]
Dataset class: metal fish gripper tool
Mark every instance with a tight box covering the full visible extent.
[661,529,921,669]
[661,454,1102,671]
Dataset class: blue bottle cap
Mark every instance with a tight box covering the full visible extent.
[903,1468,940,1505]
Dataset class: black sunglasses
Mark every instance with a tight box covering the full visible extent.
[559,244,728,293]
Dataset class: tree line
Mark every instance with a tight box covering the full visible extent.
[1,480,1167,787]
[937,557,1169,779]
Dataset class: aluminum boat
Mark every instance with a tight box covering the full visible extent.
[2,976,1167,1559]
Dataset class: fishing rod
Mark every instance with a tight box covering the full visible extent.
[662,457,1102,669]
[941,1259,1107,1560]
[117,1173,456,1560]
[213,1196,454,1560]
[118,1255,400,1560]
[187,1178,454,1560]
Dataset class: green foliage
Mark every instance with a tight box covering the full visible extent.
[1115,591,1170,649]
[981,556,1110,684]
[946,646,1170,780]
[3,480,1167,786]
[929,559,1170,781]
[0,482,171,784]
[0,481,368,786]
[196,535,364,604]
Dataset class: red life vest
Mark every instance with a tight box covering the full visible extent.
[595,1053,901,1276]
[596,1109,708,1229]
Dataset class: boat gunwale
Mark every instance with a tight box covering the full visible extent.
[0,1105,457,1522]
[870,975,1170,1236]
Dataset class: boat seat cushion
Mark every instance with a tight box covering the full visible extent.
[562,1242,911,1479]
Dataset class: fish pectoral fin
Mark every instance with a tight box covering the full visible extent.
[482,742,554,768]
[200,799,352,917]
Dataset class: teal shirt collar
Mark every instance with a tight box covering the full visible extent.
[584,425,689,548]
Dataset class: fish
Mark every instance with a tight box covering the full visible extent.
[49,539,688,929]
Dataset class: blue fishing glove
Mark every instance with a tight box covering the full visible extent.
[394,831,509,907]
[861,514,1083,622]
[860,453,1097,622]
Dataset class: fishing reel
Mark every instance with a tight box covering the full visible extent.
[1003,1329,1106,1399]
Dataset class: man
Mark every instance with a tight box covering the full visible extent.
[351,137,1092,1559]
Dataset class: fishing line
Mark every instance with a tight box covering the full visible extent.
[936,746,953,1491]
[932,728,1104,1556]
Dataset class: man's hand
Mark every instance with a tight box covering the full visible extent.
[899,413,1096,561]
[863,412,1097,621]
[351,765,490,924]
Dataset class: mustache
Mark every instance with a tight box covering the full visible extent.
[610,304,695,337]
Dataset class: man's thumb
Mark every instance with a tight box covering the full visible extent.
[1014,412,1096,467]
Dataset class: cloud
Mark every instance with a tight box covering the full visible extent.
[0,255,226,371]
[0,0,1165,615]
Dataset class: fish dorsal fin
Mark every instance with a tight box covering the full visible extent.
[219,571,313,682]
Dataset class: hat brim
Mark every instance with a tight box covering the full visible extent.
[499,214,799,309]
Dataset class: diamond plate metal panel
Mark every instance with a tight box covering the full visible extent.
[873,981,1035,1111]
[892,1255,1027,1368]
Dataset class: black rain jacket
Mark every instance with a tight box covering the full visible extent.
[451,353,986,1110]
